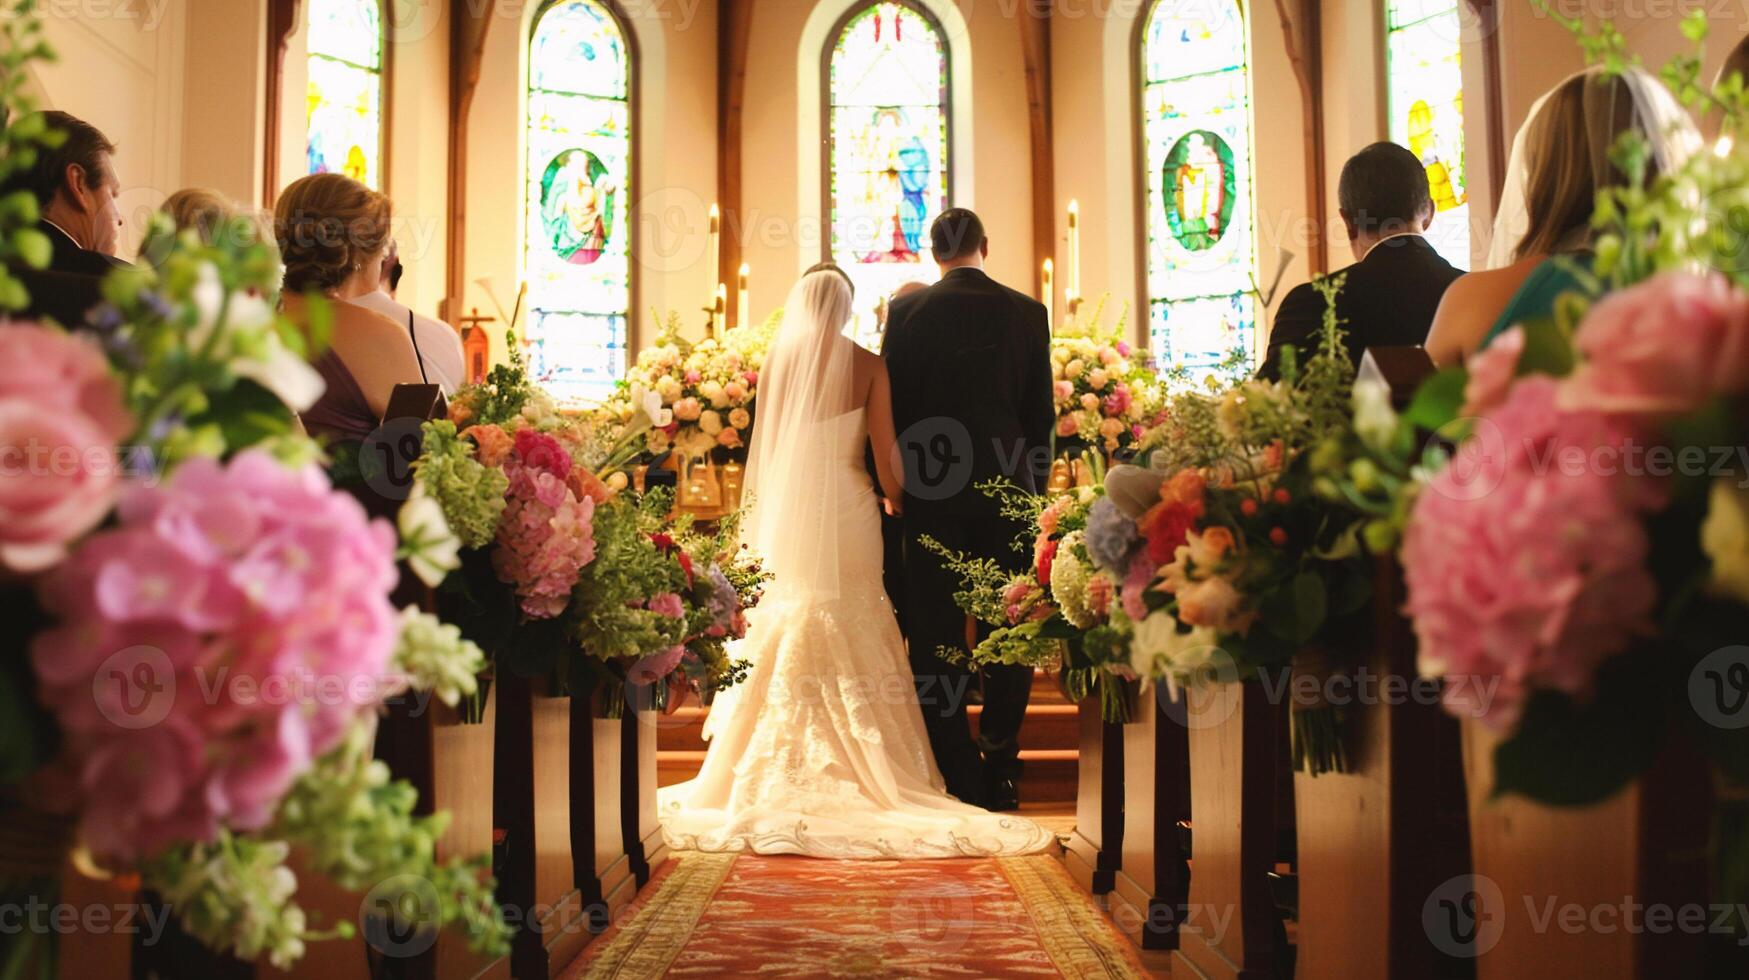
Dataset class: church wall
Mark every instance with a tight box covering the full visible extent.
[463,0,719,362]
[30,0,189,260]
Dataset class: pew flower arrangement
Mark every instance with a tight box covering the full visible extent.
[921,459,1141,722]
[1079,278,1373,773]
[1374,12,1749,804]
[1049,298,1166,454]
[410,350,761,706]
[0,202,509,968]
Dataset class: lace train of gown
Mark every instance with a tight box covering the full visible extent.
[657,412,1054,859]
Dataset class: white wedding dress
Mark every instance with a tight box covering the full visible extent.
[657,271,1053,859]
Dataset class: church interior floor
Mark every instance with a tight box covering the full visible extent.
[561,844,1171,979]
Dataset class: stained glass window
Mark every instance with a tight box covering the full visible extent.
[1140,0,1258,374]
[305,0,384,189]
[1387,0,1469,269]
[827,1,950,349]
[525,0,632,404]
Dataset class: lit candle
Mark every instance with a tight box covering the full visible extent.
[707,203,721,308]
[737,263,751,330]
[1066,199,1081,303]
[1041,257,1054,333]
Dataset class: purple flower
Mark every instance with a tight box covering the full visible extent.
[1084,496,1141,572]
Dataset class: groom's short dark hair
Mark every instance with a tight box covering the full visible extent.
[930,208,985,261]
[1338,142,1433,236]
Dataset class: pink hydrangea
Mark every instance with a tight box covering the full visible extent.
[29,451,399,859]
[1403,378,1663,729]
[1559,271,1749,417]
[0,325,134,573]
[493,431,596,618]
[1461,326,1525,418]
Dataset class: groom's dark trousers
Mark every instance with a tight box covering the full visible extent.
[881,266,1055,808]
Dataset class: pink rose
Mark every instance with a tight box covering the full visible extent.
[1462,326,1525,418]
[1560,271,1749,417]
[0,326,133,573]
[724,381,749,403]
[1056,415,1079,438]
[684,369,703,385]
[717,427,743,448]
[1053,380,1074,402]
[673,397,702,422]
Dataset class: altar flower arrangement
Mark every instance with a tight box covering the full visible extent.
[607,309,779,458]
[0,149,509,968]
[1049,298,1165,455]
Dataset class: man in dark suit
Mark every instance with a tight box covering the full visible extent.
[1258,142,1462,380]
[882,209,1054,810]
[4,110,127,327]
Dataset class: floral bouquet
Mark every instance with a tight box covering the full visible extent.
[921,459,1140,721]
[1072,277,1373,771]
[603,309,778,459]
[1049,298,1166,456]
[0,190,507,972]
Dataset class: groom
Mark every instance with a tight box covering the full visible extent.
[882,209,1054,810]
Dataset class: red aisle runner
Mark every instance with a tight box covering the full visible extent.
[567,851,1154,978]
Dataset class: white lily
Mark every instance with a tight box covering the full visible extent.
[397,483,462,588]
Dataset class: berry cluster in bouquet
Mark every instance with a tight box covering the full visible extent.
[1049,298,1166,457]
[0,179,507,972]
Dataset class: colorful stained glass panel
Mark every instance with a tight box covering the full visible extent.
[1141,0,1257,373]
[1387,0,1469,269]
[304,0,384,189]
[525,0,632,405]
[828,2,950,349]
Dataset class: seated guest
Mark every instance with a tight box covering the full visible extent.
[142,188,273,264]
[1424,67,1696,365]
[1258,142,1461,381]
[2,110,126,326]
[348,240,466,395]
[274,173,425,445]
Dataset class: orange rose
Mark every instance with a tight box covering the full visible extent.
[463,423,513,467]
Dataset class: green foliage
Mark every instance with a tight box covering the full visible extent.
[0,1,60,313]
[414,420,510,549]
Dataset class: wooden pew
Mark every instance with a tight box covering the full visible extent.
[1062,688,1124,896]
[620,688,670,890]
[1109,687,1191,950]
[1292,559,1470,980]
[1173,682,1282,980]
[571,690,636,942]
[495,675,589,978]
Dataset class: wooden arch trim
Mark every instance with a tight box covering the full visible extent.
[262,0,302,208]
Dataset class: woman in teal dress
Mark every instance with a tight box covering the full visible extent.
[1423,67,1696,365]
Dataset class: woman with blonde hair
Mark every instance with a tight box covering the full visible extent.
[274,173,424,445]
[1424,66,1698,365]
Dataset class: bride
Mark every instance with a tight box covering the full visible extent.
[658,266,1054,858]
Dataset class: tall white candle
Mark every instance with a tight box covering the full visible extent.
[737,263,751,330]
[714,282,727,338]
[1066,199,1081,303]
[707,204,721,308]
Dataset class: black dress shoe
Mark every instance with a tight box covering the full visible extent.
[986,776,1020,812]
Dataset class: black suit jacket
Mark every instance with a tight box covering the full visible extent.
[1257,235,1461,381]
[881,267,1054,517]
[14,221,127,328]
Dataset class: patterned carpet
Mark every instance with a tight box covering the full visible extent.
[567,851,1154,978]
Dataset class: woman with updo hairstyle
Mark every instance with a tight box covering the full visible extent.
[1424,67,1697,365]
[274,172,424,444]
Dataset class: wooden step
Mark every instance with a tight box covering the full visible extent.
[655,701,1079,753]
[657,748,1078,803]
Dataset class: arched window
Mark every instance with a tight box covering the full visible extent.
[1139,0,1258,373]
[1386,0,1469,269]
[826,1,950,349]
[304,0,386,189]
[525,0,632,404]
